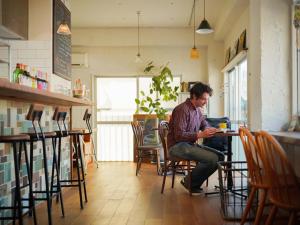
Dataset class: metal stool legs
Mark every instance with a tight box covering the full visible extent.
[12,142,23,225]
[58,133,88,209]
[50,137,64,217]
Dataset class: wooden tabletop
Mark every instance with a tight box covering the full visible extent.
[214,130,239,137]
[0,78,91,106]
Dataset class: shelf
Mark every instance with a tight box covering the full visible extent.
[221,49,247,73]
[0,78,91,106]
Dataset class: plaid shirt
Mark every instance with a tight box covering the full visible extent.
[167,98,209,148]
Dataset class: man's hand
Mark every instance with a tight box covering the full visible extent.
[197,127,218,139]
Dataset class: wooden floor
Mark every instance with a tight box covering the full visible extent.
[22,162,294,225]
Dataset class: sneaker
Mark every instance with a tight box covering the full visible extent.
[180,179,203,195]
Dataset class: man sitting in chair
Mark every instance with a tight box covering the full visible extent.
[167,82,224,194]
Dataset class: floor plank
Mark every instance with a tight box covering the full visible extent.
[21,162,294,225]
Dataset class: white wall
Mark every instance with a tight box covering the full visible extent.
[14,0,72,94]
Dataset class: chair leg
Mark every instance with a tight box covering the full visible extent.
[52,137,65,217]
[288,211,296,225]
[161,164,167,194]
[171,161,176,188]
[12,142,23,225]
[42,139,53,225]
[74,135,84,209]
[265,205,277,225]
[78,135,88,203]
[136,152,142,176]
[156,149,161,175]
[240,187,257,225]
[23,142,37,225]
[253,189,267,225]
[187,161,192,196]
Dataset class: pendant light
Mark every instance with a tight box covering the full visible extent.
[190,0,199,59]
[57,20,71,35]
[135,11,142,63]
[196,0,213,34]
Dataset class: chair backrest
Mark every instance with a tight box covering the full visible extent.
[53,106,69,135]
[158,121,169,161]
[131,121,144,147]
[203,117,231,152]
[26,104,45,139]
[239,127,266,187]
[256,130,300,207]
[83,109,92,133]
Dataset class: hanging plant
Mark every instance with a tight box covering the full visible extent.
[135,61,179,119]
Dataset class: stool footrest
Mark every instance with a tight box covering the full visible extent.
[20,184,30,189]
[0,206,15,209]
[60,179,85,183]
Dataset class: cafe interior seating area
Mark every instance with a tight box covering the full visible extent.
[0,0,300,225]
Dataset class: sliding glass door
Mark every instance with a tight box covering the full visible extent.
[96,77,136,161]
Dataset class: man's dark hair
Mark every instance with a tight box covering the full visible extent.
[190,82,213,99]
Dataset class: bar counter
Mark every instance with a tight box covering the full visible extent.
[0,79,90,215]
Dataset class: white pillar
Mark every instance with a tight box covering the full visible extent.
[248,0,291,130]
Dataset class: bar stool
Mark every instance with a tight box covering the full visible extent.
[53,107,88,209]
[0,134,36,225]
[25,104,64,225]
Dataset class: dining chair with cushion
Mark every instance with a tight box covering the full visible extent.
[256,130,300,225]
[131,121,161,175]
[239,127,269,225]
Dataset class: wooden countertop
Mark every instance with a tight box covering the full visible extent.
[0,78,91,106]
[270,131,300,146]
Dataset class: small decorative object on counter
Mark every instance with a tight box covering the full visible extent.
[73,79,85,98]
[180,82,188,92]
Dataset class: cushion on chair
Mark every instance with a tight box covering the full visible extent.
[202,117,231,152]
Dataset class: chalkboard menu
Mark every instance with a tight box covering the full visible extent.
[53,0,71,80]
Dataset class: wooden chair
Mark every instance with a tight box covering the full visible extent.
[256,130,300,225]
[239,127,269,225]
[158,121,196,195]
[131,121,161,176]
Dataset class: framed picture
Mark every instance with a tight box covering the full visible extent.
[225,47,231,65]
[188,82,197,91]
[238,30,247,53]
[234,39,239,55]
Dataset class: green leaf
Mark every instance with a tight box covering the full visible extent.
[141,91,145,96]
[135,98,140,104]
[141,107,150,112]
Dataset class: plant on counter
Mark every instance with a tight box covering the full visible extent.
[135,61,179,119]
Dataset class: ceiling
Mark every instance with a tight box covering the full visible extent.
[71,0,228,28]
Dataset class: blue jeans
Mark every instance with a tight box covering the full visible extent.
[169,142,224,189]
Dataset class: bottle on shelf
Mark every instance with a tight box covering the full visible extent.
[13,63,22,83]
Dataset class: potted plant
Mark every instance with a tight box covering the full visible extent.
[135,61,179,120]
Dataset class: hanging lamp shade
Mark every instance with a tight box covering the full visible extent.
[196,0,213,34]
[196,19,213,34]
[190,47,199,59]
[57,21,71,35]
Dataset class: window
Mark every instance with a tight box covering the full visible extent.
[224,59,247,161]
[95,76,181,161]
